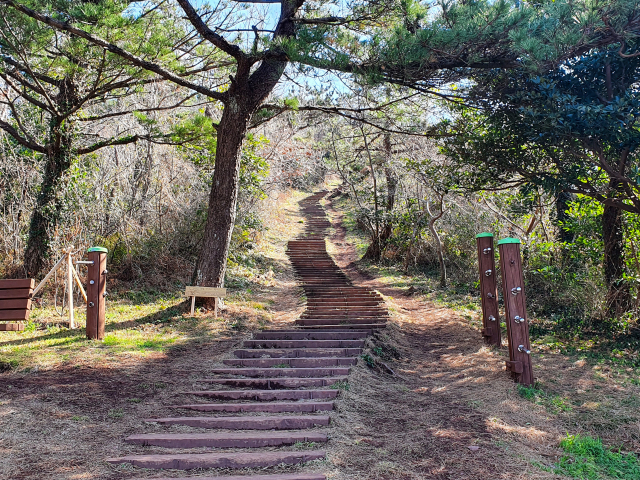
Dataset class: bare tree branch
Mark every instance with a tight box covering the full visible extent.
[176,0,246,60]
[0,119,46,153]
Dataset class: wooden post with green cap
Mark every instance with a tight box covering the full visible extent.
[497,237,533,385]
[86,247,108,340]
[476,233,501,346]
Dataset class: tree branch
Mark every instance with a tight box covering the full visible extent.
[0,119,46,153]
[176,0,245,60]
[0,55,60,87]
[75,134,141,155]
[1,0,228,102]
[77,94,201,122]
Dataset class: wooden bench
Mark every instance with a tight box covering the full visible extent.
[185,286,227,318]
[0,279,34,331]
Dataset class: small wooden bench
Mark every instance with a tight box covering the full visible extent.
[0,279,34,331]
[185,286,227,318]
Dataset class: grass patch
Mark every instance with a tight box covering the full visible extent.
[0,292,267,372]
[361,353,375,368]
[551,435,640,479]
[108,408,124,419]
[330,380,350,391]
[517,383,573,413]
[292,441,319,450]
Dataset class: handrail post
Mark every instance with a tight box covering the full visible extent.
[476,233,501,346]
[497,238,534,385]
[86,247,108,340]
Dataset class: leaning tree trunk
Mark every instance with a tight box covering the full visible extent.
[23,144,72,277]
[194,106,249,289]
[192,2,297,294]
[602,202,632,319]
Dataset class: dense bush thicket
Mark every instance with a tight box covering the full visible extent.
[327,119,640,335]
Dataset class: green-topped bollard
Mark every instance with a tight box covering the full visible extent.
[497,238,533,386]
[86,247,108,340]
[476,233,501,346]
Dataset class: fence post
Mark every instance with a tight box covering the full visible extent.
[497,238,533,385]
[476,233,501,346]
[66,249,75,329]
[86,247,108,340]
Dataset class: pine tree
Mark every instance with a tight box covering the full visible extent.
[4,0,640,291]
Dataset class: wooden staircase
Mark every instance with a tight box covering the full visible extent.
[109,191,387,479]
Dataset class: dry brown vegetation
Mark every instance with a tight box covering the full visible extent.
[1,188,639,480]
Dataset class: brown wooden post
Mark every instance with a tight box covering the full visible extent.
[497,238,533,385]
[86,247,107,340]
[476,233,501,346]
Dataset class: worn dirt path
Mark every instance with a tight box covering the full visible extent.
[3,189,616,480]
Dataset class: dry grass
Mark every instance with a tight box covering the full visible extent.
[2,187,639,480]
[0,189,309,480]
[320,192,640,480]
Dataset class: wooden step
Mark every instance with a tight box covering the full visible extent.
[209,367,351,377]
[186,390,339,400]
[233,348,362,358]
[126,431,327,448]
[296,319,384,326]
[253,331,368,340]
[171,401,334,412]
[198,376,348,389]
[106,450,326,470]
[144,415,330,430]
[131,474,326,480]
[301,312,387,318]
[243,339,365,348]
[295,325,384,331]
[223,357,357,367]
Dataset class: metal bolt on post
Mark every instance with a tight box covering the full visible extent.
[476,233,501,346]
[497,238,534,386]
[86,247,108,340]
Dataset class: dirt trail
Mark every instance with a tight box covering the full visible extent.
[319,195,568,480]
[3,189,633,480]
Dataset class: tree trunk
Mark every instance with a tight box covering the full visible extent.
[364,134,396,261]
[23,76,77,277]
[193,31,295,292]
[23,146,71,277]
[428,215,446,288]
[556,190,575,244]
[194,106,249,290]
[191,0,300,294]
[363,238,382,261]
[556,190,575,267]
[602,202,632,318]
[380,133,397,244]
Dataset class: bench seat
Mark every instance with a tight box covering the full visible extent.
[0,279,34,331]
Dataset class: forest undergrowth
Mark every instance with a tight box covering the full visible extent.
[330,186,640,369]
